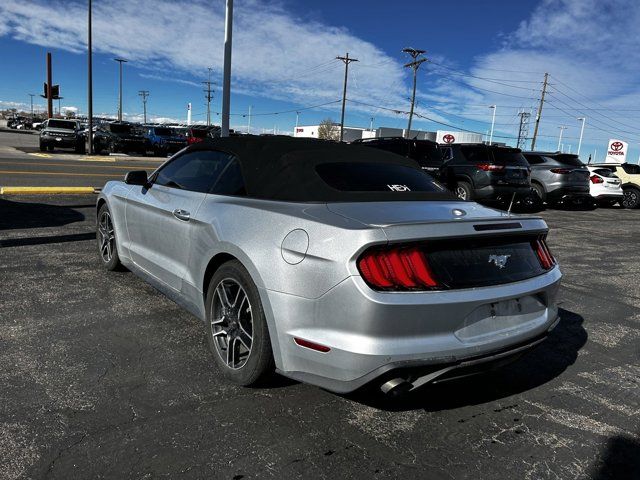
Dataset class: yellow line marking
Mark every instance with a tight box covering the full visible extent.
[0,186,96,194]
[0,170,115,177]
[0,161,154,170]
[28,153,52,158]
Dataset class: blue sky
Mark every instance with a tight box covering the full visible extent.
[1,0,640,162]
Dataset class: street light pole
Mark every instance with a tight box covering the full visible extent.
[489,105,496,145]
[577,117,586,156]
[114,58,128,121]
[87,0,93,154]
[221,0,233,137]
[557,126,567,151]
[28,94,35,118]
[247,105,252,134]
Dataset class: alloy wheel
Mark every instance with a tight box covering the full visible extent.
[98,211,115,262]
[456,186,467,200]
[623,190,638,208]
[210,278,253,370]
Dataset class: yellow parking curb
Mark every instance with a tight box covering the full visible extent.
[29,153,52,158]
[0,186,97,194]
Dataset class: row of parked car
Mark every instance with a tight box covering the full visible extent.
[38,119,222,156]
[352,137,640,210]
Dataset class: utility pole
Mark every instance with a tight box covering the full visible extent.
[203,67,214,126]
[87,0,93,154]
[370,116,374,131]
[402,47,427,138]
[221,0,233,137]
[516,110,531,150]
[114,58,128,121]
[247,105,252,134]
[28,94,35,118]
[557,125,567,151]
[295,111,299,129]
[336,52,358,142]
[488,105,496,145]
[577,117,586,156]
[138,90,149,124]
[531,72,548,150]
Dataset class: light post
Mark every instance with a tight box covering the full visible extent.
[577,117,586,156]
[221,0,233,137]
[488,105,496,145]
[557,126,567,151]
[87,0,93,153]
[114,58,128,121]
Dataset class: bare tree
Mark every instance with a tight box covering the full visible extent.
[317,118,339,141]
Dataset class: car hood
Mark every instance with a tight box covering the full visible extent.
[326,201,509,227]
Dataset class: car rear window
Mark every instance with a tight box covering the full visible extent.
[191,129,209,138]
[48,120,76,129]
[622,163,640,174]
[554,154,584,167]
[593,168,616,177]
[460,146,528,165]
[315,162,445,193]
[109,124,133,134]
[154,127,173,136]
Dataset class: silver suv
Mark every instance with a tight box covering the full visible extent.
[523,152,590,206]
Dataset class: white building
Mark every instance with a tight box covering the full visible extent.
[294,124,483,144]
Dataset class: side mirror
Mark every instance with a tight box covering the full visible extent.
[124,170,149,187]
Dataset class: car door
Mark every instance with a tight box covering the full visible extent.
[125,150,229,291]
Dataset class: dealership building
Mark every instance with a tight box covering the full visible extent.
[293,124,483,144]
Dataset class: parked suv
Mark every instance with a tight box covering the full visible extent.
[438,144,531,202]
[351,137,443,174]
[589,163,640,208]
[143,125,187,156]
[92,122,147,155]
[522,152,591,205]
[39,119,85,153]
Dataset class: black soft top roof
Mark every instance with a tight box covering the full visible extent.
[188,136,453,202]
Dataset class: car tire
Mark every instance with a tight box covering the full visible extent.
[39,142,46,152]
[205,260,274,386]
[622,188,640,209]
[532,183,546,202]
[598,199,618,208]
[455,181,473,201]
[47,145,54,152]
[97,204,123,271]
[74,142,86,154]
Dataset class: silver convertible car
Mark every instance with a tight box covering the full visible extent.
[96,136,561,395]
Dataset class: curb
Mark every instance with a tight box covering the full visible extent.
[0,186,98,194]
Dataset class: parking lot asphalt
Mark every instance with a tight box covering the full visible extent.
[0,193,638,479]
[0,131,164,188]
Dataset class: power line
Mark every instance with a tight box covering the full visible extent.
[428,73,540,100]
[429,61,542,90]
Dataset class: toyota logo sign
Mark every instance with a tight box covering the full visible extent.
[443,134,455,144]
[610,141,624,151]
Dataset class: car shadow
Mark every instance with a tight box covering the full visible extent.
[344,308,587,412]
[0,197,90,231]
[590,434,640,480]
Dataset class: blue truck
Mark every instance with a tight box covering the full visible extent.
[143,126,188,156]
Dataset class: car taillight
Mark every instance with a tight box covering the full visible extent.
[532,238,556,270]
[550,168,572,174]
[357,247,439,290]
[476,163,505,172]
[590,175,604,184]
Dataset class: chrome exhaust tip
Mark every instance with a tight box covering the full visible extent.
[380,378,412,396]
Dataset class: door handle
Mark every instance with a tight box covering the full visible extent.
[173,209,191,221]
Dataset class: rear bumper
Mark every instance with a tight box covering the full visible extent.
[264,266,562,393]
[474,185,531,201]
[546,185,590,200]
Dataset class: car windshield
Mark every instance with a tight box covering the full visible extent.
[109,124,133,134]
[48,120,76,130]
[553,154,584,167]
[315,162,446,193]
[154,127,173,136]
